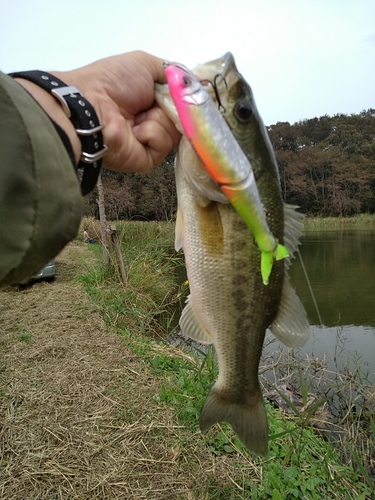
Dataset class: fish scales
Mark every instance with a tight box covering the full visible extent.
[176,144,284,455]
[155,53,309,456]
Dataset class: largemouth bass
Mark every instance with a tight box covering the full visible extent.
[155,53,309,456]
[163,62,288,285]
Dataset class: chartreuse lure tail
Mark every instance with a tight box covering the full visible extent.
[261,244,289,286]
[221,180,289,286]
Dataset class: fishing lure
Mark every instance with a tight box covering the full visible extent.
[164,62,288,285]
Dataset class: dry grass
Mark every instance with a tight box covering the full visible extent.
[260,342,375,480]
[0,244,265,499]
[2,242,373,499]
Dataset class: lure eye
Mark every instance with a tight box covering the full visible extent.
[234,99,253,122]
[182,76,191,87]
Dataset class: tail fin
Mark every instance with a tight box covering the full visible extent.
[199,386,268,456]
[261,243,289,285]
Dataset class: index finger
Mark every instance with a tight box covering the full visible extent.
[130,51,168,84]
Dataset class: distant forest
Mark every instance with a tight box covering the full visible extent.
[84,109,375,220]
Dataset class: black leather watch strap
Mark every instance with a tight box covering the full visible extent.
[9,70,108,195]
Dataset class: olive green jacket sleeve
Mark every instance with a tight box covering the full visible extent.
[0,71,83,286]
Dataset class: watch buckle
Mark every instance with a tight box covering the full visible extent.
[51,86,81,118]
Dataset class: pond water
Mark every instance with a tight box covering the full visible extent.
[170,228,375,383]
[273,228,375,382]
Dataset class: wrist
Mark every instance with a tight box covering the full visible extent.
[14,78,82,163]
[10,70,107,195]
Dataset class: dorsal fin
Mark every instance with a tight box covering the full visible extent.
[283,203,303,270]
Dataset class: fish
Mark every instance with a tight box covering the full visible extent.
[163,62,288,286]
[155,53,309,456]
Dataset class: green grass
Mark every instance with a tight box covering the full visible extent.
[75,219,374,499]
[146,346,373,499]
[12,322,32,344]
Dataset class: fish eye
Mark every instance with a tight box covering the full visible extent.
[234,99,253,122]
[182,76,191,87]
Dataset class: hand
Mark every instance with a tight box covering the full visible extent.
[52,51,181,173]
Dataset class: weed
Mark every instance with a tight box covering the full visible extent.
[18,333,32,344]
[77,220,375,499]
[12,322,32,344]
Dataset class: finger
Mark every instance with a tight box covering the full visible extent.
[134,106,180,144]
[133,117,181,169]
[134,107,181,150]
[103,117,176,174]
[132,51,168,84]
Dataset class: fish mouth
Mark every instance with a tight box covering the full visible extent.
[191,52,235,83]
[191,52,238,107]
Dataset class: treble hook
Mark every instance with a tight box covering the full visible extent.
[200,73,228,114]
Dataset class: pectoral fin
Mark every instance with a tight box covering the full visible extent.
[179,297,213,344]
[270,279,310,347]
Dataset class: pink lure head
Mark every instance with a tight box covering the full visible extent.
[164,63,208,137]
[164,63,198,102]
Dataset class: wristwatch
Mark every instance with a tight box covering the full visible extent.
[9,70,108,195]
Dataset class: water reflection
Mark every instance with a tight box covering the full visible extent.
[284,229,375,381]
[289,229,375,327]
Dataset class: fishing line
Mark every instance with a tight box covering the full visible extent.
[297,247,323,326]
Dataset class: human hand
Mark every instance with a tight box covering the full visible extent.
[52,51,181,173]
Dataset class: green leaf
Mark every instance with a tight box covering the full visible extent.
[273,385,301,417]
[223,445,234,454]
[272,489,282,500]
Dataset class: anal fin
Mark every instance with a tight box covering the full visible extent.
[179,296,213,344]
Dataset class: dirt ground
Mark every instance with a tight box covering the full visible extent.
[0,244,218,500]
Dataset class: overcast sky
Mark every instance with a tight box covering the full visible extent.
[1,0,374,125]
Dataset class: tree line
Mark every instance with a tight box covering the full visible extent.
[83,150,177,221]
[268,109,375,216]
[83,109,375,220]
